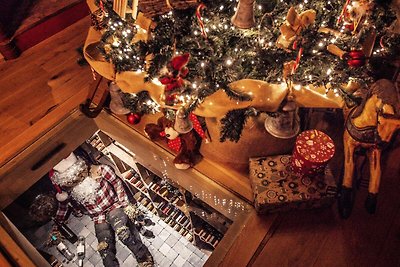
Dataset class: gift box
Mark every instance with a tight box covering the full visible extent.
[292,130,335,176]
[249,155,337,214]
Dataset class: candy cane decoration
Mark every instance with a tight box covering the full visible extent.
[337,0,351,25]
[196,3,207,39]
[293,47,303,73]
[99,0,105,12]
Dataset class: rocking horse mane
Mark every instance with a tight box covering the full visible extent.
[372,79,399,109]
[352,79,400,118]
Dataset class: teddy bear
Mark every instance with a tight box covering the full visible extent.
[144,116,204,169]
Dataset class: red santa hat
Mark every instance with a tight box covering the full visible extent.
[50,153,88,201]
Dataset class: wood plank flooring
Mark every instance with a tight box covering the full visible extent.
[15,0,83,35]
[1,16,400,267]
[0,17,94,166]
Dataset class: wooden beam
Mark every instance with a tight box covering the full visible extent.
[206,211,278,267]
[0,224,35,267]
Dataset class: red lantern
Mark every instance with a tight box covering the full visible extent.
[127,113,141,125]
[345,50,365,68]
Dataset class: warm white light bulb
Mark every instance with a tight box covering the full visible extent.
[226,59,233,66]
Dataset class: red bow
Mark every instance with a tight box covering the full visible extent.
[159,53,190,92]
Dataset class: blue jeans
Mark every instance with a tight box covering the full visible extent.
[94,208,151,267]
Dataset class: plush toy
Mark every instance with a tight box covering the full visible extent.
[145,116,204,169]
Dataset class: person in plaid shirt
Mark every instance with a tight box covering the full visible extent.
[52,153,153,267]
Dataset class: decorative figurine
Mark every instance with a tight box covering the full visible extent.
[145,115,204,169]
[231,0,256,29]
[339,79,400,218]
[51,153,154,267]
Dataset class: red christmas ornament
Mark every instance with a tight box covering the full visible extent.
[127,113,141,124]
[344,22,354,31]
[345,50,365,68]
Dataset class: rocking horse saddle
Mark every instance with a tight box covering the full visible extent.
[345,107,386,146]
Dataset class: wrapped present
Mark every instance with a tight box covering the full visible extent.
[292,130,335,176]
[249,155,337,214]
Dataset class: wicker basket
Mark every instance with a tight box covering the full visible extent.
[139,0,199,18]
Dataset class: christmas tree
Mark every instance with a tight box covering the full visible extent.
[89,0,399,142]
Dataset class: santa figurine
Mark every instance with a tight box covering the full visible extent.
[51,152,154,267]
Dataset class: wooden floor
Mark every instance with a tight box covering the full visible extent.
[15,0,83,36]
[0,17,94,166]
[1,16,400,267]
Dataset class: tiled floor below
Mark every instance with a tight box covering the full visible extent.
[24,207,211,266]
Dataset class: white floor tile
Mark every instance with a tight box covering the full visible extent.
[166,248,179,262]
[79,226,91,237]
[188,253,202,266]
[159,242,171,256]
[159,228,171,241]
[165,234,179,247]
[116,245,131,262]
[159,256,173,267]
[179,247,192,261]
[173,255,187,267]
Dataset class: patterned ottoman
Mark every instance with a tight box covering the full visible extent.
[249,155,337,214]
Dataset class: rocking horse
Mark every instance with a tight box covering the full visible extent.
[339,79,400,218]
